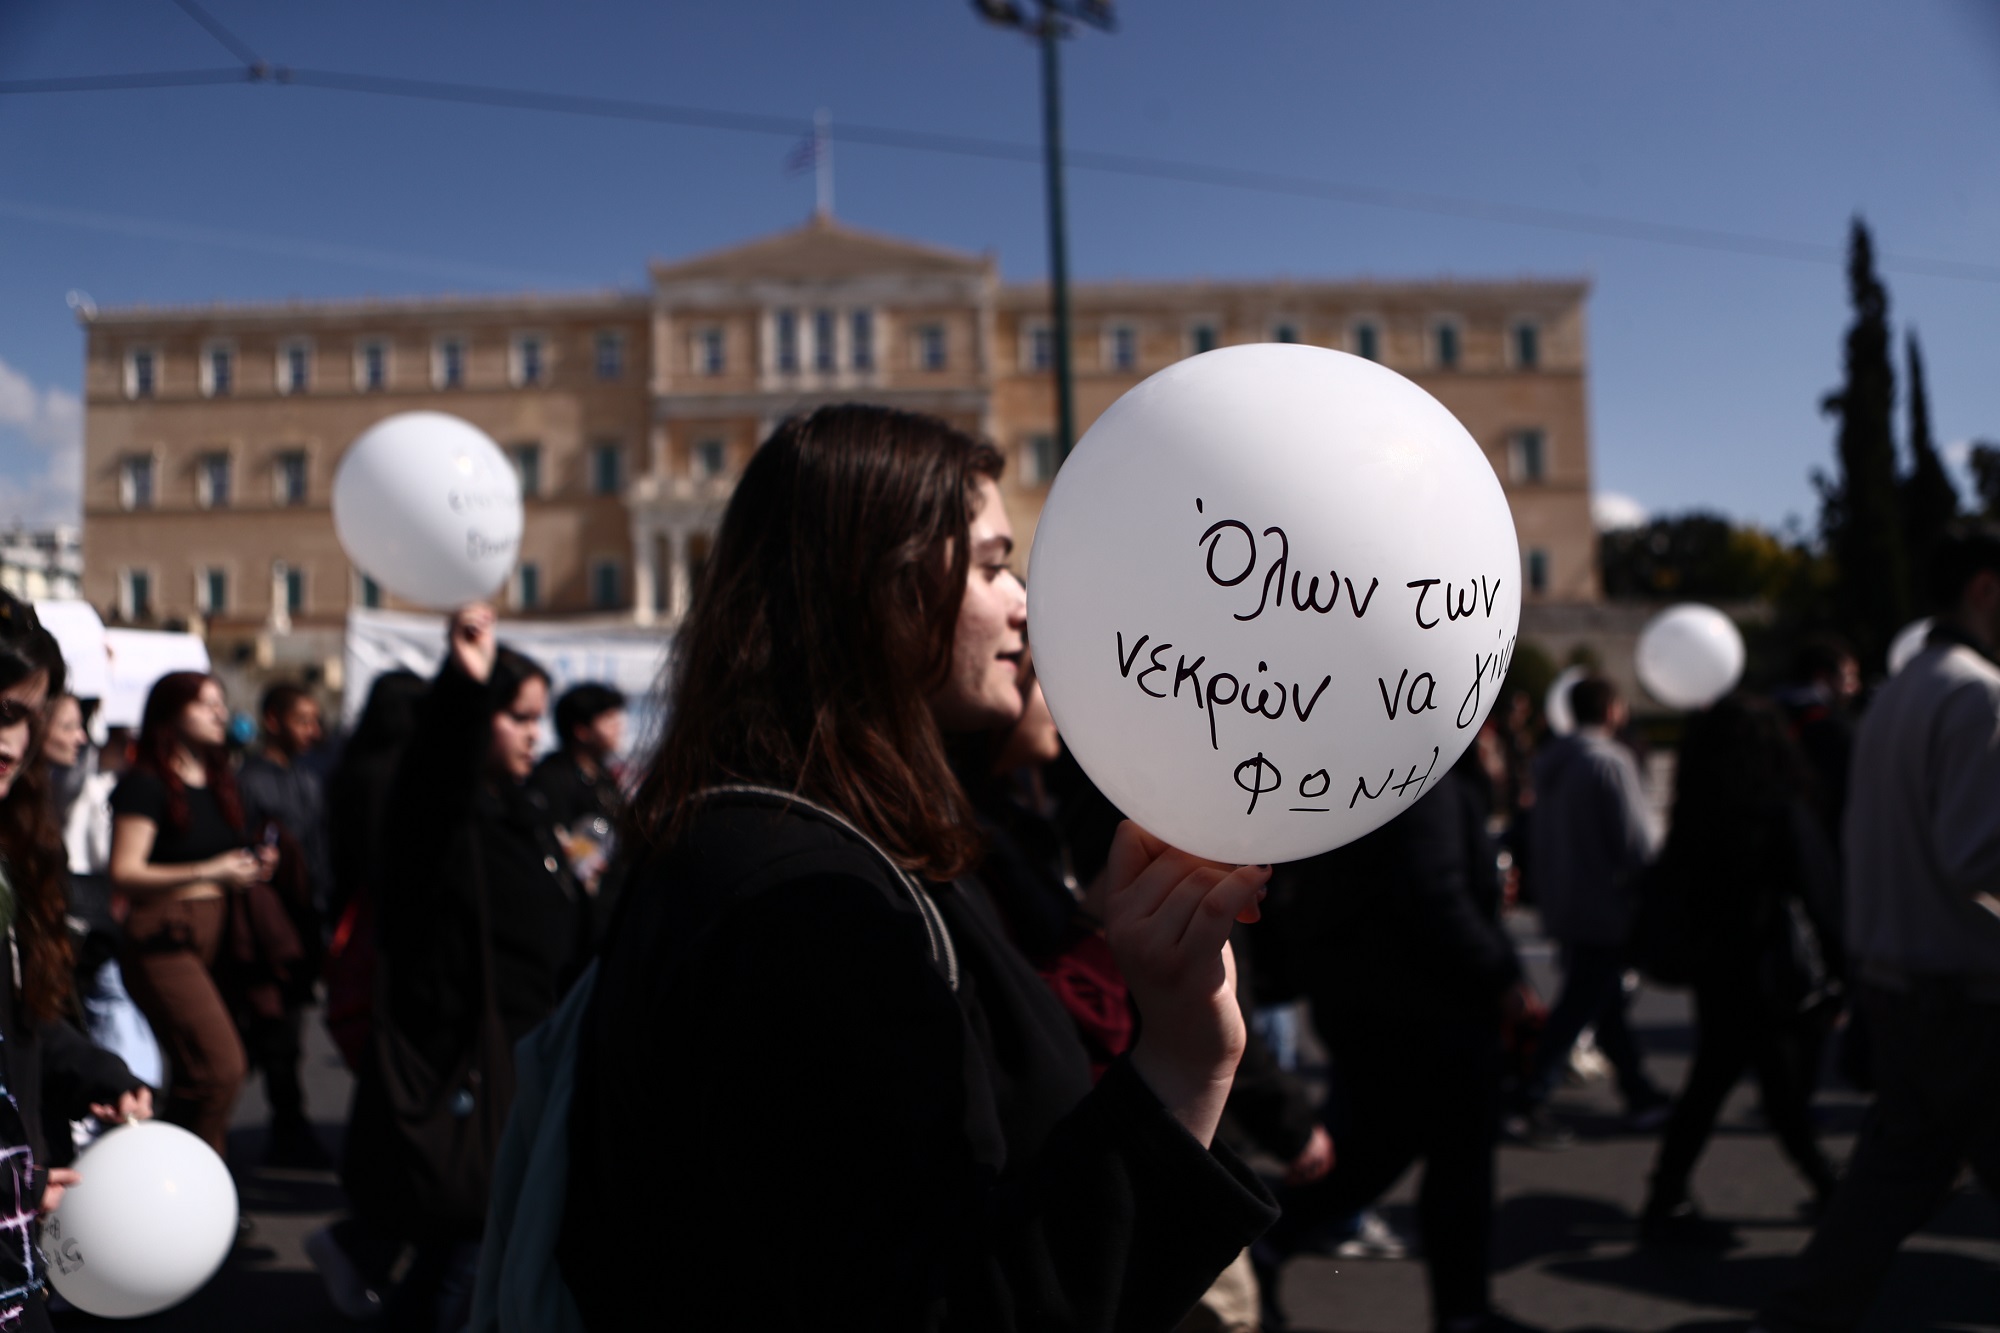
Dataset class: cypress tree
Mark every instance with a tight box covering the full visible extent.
[1901,330,1959,608]
[1819,217,1907,668]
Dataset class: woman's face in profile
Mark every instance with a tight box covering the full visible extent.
[179,681,229,750]
[932,477,1029,734]
[0,671,45,801]
[43,696,84,769]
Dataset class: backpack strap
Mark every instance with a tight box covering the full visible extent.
[693,785,959,993]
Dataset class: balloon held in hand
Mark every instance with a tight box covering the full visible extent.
[1635,603,1744,710]
[1028,344,1522,865]
[39,1120,238,1318]
[333,411,524,609]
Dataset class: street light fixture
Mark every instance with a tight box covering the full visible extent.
[973,0,1115,466]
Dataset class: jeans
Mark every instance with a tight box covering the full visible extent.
[1646,974,1836,1213]
[1526,941,1660,1109]
[81,958,164,1089]
[1275,1009,1502,1324]
[1759,983,2000,1332]
[119,895,247,1156]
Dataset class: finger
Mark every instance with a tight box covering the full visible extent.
[1106,842,1207,927]
[1121,821,1170,861]
[1136,862,1230,945]
[1172,864,1271,959]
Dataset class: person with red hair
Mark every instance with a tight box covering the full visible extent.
[110,672,273,1155]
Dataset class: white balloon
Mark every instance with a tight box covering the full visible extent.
[333,412,523,609]
[1634,604,1744,710]
[40,1121,238,1318]
[1545,665,1588,737]
[1029,344,1521,866]
[1888,617,1933,675]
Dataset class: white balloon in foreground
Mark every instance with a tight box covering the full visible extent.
[1029,344,1522,866]
[1887,617,1933,676]
[333,412,523,609]
[1545,665,1588,737]
[1635,604,1744,710]
[41,1120,238,1318]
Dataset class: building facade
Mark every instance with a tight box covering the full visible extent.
[81,215,1596,667]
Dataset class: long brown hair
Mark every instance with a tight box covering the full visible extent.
[0,595,75,1023]
[627,404,1004,880]
[133,671,245,836]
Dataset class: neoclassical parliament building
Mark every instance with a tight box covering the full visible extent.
[80,215,1597,671]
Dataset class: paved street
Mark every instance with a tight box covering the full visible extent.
[51,928,2000,1332]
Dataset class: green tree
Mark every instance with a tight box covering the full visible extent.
[1900,330,1959,607]
[1818,217,1908,667]
[1969,441,2000,517]
[1600,512,1807,602]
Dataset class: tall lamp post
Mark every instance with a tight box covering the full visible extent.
[973,0,1115,465]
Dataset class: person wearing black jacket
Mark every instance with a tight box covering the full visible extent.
[1639,696,1840,1247]
[559,406,1278,1330]
[339,608,591,1332]
[1267,743,1532,1333]
[0,595,150,1331]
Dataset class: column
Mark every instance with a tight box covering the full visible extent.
[668,528,692,625]
[631,516,658,627]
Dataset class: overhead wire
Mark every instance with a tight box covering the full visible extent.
[2,37,1995,286]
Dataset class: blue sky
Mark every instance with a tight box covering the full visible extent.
[2,0,1995,532]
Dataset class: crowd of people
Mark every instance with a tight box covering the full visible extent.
[0,404,1991,1332]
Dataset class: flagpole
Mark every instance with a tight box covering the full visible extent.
[815,107,833,219]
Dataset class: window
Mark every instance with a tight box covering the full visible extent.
[197,453,231,509]
[280,340,311,394]
[126,348,157,399]
[1433,321,1460,370]
[511,444,542,499]
[119,456,155,511]
[202,342,234,397]
[851,310,875,371]
[516,562,542,612]
[1107,325,1138,372]
[1024,324,1054,371]
[1513,321,1540,369]
[1353,321,1381,362]
[275,451,309,506]
[435,337,465,389]
[1508,429,1547,483]
[1022,434,1059,485]
[813,309,836,373]
[591,560,621,610]
[775,310,799,373]
[1272,323,1298,345]
[122,570,152,622]
[359,575,381,609]
[1190,324,1217,356]
[198,568,227,615]
[915,324,947,371]
[594,331,624,381]
[513,333,545,387]
[692,438,725,479]
[697,327,725,376]
[592,442,623,497]
[358,339,389,392]
[284,565,306,615]
[1526,548,1550,595]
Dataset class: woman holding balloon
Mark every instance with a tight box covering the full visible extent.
[557,406,1278,1330]
[0,595,152,1330]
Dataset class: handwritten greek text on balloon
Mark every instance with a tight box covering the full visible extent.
[1406,576,1505,630]
[1116,631,1331,751]
[1196,504,1381,624]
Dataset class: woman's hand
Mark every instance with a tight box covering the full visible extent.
[40,1168,80,1215]
[1101,820,1270,1147]
[203,849,265,887]
[448,603,498,685]
[1284,1123,1336,1185]
[89,1087,153,1125]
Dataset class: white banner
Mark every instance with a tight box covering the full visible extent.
[342,609,671,755]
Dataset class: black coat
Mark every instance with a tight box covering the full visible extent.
[343,662,591,1231]
[1283,762,1521,1032]
[558,797,1277,1331]
[3,975,142,1181]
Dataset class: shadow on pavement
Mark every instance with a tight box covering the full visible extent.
[1548,1244,2000,1331]
[1490,1192,1636,1268]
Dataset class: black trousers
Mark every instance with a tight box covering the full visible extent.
[1527,941,1658,1108]
[1646,974,1836,1212]
[1761,983,2000,1333]
[1275,1004,1501,1324]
